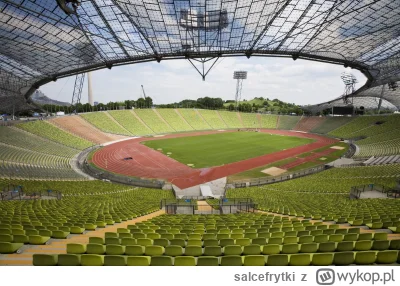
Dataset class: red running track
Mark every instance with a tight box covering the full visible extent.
[91,129,338,189]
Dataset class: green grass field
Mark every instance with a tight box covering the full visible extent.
[142,131,314,168]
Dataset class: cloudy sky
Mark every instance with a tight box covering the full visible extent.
[40,57,367,106]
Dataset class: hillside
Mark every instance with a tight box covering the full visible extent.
[224,97,302,114]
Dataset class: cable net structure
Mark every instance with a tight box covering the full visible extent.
[1,0,400,112]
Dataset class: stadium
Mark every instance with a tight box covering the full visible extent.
[0,0,400,272]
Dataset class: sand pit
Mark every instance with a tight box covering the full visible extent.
[319,157,327,161]
[330,146,345,150]
[261,167,287,176]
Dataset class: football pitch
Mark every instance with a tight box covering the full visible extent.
[142,132,314,168]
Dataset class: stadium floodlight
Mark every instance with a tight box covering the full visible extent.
[179,8,228,31]
[341,72,358,105]
[233,71,248,110]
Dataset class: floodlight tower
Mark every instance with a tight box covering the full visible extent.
[233,71,247,110]
[341,72,358,104]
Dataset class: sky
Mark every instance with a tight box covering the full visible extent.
[39,56,367,106]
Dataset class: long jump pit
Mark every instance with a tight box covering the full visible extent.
[90,129,337,189]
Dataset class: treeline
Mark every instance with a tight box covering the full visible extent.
[32,96,303,115]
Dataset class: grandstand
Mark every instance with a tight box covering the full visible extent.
[177,109,211,130]
[218,111,243,128]
[239,113,260,129]
[294,117,326,132]
[80,112,132,136]
[156,109,194,132]
[108,110,154,136]
[277,116,301,130]
[311,117,355,134]
[134,109,175,134]
[259,114,278,129]
[197,110,228,129]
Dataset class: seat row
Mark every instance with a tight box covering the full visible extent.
[33,250,400,266]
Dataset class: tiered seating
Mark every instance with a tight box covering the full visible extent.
[357,139,400,158]
[259,114,278,129]
[311,117,354,134]
[364,155,400,166]
[17,121,92,150]
[329,116,383,139]
[277,116,300,130]
[0,144,70,168]
[108,110,154,136]
[197,110,227,129]
[0,127,78,158]
[348,115,400,139]
[50,116,119,144]
[240,113,260,128]
[177,109,211,130]
[228,190,400,230]
[245,164,400,194]
[218,111,243,128]
[80,112,132,136]
[294,117,326,132]
[134,109,175,134]
[156,109,193,132]
[32,214,400,266]
[0,181,174,253]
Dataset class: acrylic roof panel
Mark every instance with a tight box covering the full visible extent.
[1,0,400,112]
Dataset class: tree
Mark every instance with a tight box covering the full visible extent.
[228,104,235,111]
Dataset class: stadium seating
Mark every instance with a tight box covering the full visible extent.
[134,109,175,134]
[17,121,92,150]
[277,116,300,130]
[239,113,260,128]
[35,214,400,266]
[218,111,243,128]
[197,110,227,129]
[177,109,211,130]
[294,117,326,132]
[80,112,132,136]
[259,114,278,129]
[311,117,355,134]
[156,109,194,132]
[108,110,154,135]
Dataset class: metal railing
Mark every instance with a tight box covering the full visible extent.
[349,184,396,199]
[1,185,62,201]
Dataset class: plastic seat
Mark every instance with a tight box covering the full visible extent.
[389,240,400,250]
[174,256,196,266]
[235,238,251,246]
[165,245,184,257]
[67,243,86,254]
[281,243,299,254]
[197,256,219,266]
[312,253,334,266]
[268,237,283,244]
[137,238,153,246]
[106,244,125,255]
[121,238,137,246]
[318,242,336,252]
[153,238,169,247]
[125,245,144,256]
[184,246,203,257]
[104,255,127,266]
[283,236,298,244]
[243,244,261,255]
[266,254,289,266]
[358,233,373,241]
[343,233,358,241]
[314,235,328,243]
[203,239,218,247]
[105,237,120,245]
[243,255,265,266]
[354,240,372,251]
[89,237,104,244]
[355,251,376,265]
[299,236,313,244]
[300,243,318,253]
[262,244,280,255]
[86,243,106,255]
[81,254,104,266]
[333,252,354,266]
[150,256,173,266]
[127,256,151,266]
[33,254,58,266]
[219,238,234,247]
[187,239,203,247]
[144,245,164,256]
[337,241,354,252]
[220,255,243,266]
[374,233,388,240]
[289,254,311,266]
[376,250,398,264]
[372,240,390,251]
[57,254,81,266]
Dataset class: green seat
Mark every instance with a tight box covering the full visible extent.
[125,245,144,256]
[323,229,335,235]
[314,235,328,243]
[289,254,311,266]
[150,256,173,266]
[203,234,216,240]
[354,240,372,251]
[127,256,151,266]
[252,238,267,245]
[105,237,120,245]
[358,233,373,241]
[170,239,185,247]
[203,239,218,247]
[203,246,222,256]
[348,228,361,234]
[67,243,86,254]
[51,230,69,239]
[70,226,85,234]
[224,245,242,256]
[57,254,81,266]
[312,253,334,266]
[376,250,398,264]
[197,256,219,266]
[300,243,318,253]
[355,251,376,265]
[333,252,354,266]
[33,254,57,266]
[147,233,161,240]
[13,235,29,244]
[0,242,23,254]
[174,256,196,266]
[184,246,203,256]
[145,245,164,256]
[132,233,146,239]
[0,234,13,242]
[89,237,104,244]
[219,238,234,247]
[81,254,104,266]
[283,236,298,244]
[343,233,358,241]
[243,255,265,266]
[153,238,169,247]
[165,245,184,257]
[243,244,261,255]
[235,238,251,246]
[262,244,280,255]
[187,239,203,247]
[86,243,106,255]
[389,240,400,250]
[372,240,390,251]
[318,242,336,252]
[298,236,313,244]
[28,235,50,245]
[118,233,132,239]
[104,255,127,266]
[266,254,289,266]
[220,255,243,266]
[329,234,343,242]
[268,237,283,244]
[105,244,125,255]
[374,233,388,240]
[281,243,299,254]
[137,238,153,246]
[121,238,137,246]
[337,241,354,252]
[85,224,97,231]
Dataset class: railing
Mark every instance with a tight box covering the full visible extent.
[230,165,329,188]
[349,184,395,199]
[0,185,62,201]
